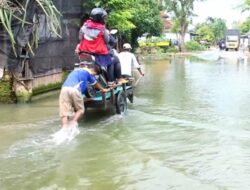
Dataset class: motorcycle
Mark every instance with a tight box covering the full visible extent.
[219,41,226,51]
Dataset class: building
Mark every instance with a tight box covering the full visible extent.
[160,11,173,33]
[0,0,84,102]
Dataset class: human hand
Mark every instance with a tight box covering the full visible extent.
[102,88,110,93]
[75,44,80,54]
[75,50,79,55]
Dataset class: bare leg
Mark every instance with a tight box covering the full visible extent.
[73,110,84,123]
[61,116,68,127]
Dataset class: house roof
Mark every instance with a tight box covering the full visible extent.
[160,11,173,32]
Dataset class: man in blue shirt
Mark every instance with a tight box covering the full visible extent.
[59,64,109,128]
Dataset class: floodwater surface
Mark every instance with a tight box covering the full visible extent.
[1,54,250,190]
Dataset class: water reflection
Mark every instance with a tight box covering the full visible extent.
[1,56,250,189]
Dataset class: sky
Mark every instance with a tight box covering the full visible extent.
[193,0,249,27]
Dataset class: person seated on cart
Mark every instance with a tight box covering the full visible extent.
[75,8,115,87]
[59,64,109,129]
[108,29,127,85]
[118,43,144,78]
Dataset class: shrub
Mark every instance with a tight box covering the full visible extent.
[185,40,206,51]
[166,46,179,53]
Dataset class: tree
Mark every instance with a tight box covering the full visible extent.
[239,1,250,34]
[194,17,227,44]
[164,0,204,51]
[82,0,136,32]
[239,0,250,12]
[240,18,250,34]
[130,0,163,48]
[195,24,214,42]
[212,19,227,41]
[82,0,163,48]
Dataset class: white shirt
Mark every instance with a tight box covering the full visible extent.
[118,51,140,76]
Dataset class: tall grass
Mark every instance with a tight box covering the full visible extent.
[0,0,62,56]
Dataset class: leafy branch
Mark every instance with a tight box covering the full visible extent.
[0,0,62,56]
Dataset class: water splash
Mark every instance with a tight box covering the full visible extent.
[50,122,80,145]
[193,51,221,62]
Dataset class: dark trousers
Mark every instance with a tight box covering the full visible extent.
[107,55,121,82]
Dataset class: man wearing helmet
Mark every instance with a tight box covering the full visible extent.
[76,8,115,86]
[78,8,109,55]
[118,43,144,77]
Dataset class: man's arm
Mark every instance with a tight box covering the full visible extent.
[95,82,109,93]
[75,43,80,54]
[79,26,85,40]
[103,29,110,45]
[131,54,144,76]
[137,68,144,76]
[87,72,109,93]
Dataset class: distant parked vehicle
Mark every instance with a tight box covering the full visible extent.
[225,29,240,51]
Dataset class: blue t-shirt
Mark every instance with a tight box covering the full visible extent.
[63,69,97,94]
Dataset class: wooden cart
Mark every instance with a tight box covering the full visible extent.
[84,82,134,114]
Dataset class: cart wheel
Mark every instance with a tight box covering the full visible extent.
[116,91,127,114]
[85,84,97,98]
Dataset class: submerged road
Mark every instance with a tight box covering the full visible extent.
[1,53,250,190]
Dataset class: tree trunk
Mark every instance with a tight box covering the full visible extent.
[180,32,186,52]
[180,25,187,52]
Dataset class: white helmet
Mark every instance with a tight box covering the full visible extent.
[123,43,132,50]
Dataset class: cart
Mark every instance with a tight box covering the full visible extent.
[76,52,134,114]
[84,81,134,114]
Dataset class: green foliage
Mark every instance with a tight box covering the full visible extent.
[239,0,250,12]
[0,0,61,56]
[82,0,163,48]
[138,45,178,55]
[209,18,227,42]
[131,0,163,46]
[16,89,32,103]
[0,78,16,103]
[82,0,136,32]
[195,25,214,42]
[33,71,69,96]
[194,17,227,43]
[171,19,180,33]
[166,46,179,53]
[239,0,250,34]
[164,0,195,33]
[240,18,250,34]
[185,40,206,51]
[32,82,62,96]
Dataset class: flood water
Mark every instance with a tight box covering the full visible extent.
[1,55,250,190]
